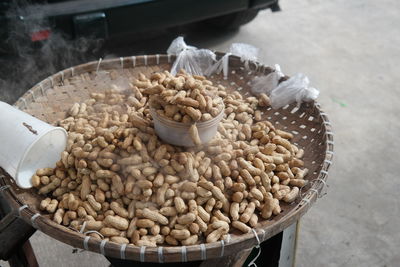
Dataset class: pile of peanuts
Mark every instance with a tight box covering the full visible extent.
[148,72,224,123]
[31,70,308,247]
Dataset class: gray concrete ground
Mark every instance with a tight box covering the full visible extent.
[1,0,400,266]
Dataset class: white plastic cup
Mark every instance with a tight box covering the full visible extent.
[150,107,224,147]
[0,101,67,188]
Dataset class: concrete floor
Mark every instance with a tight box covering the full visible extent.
[1,0,400,266]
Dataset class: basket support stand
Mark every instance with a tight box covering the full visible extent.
[106,248,253,267]
[199,248,253,267]
[0,189,38,266]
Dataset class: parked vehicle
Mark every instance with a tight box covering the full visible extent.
[0,0,280,54]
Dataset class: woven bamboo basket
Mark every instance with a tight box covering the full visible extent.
[0,53,333,263]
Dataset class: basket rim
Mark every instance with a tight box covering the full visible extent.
[2,53,334,262]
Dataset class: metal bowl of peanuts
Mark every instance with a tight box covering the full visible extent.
[4,54,333,262]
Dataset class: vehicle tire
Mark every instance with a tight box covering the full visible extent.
[203,9,260,30]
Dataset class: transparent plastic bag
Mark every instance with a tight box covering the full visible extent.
[205,43,259,79]
[194,49,216,75]
[204,52,231,78]
[230,43,259,69]
[167,37,216,76]
[270,73,319,109]
[250,64,284,95]
[167,36,196,54]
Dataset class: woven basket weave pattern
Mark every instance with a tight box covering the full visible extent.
[0,54,333,262]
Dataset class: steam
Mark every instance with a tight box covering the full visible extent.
[0,0,104,104]
[0,0,239,104]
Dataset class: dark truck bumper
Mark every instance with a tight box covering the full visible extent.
[21,0,278,39]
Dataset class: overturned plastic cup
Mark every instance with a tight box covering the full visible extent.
[150,106,224,147]
[0,101,67,189]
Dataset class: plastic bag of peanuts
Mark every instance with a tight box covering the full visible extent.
[250,64,284,96]
[31,69,309,247]
[251,67,319,109]
[269,73,319,109]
